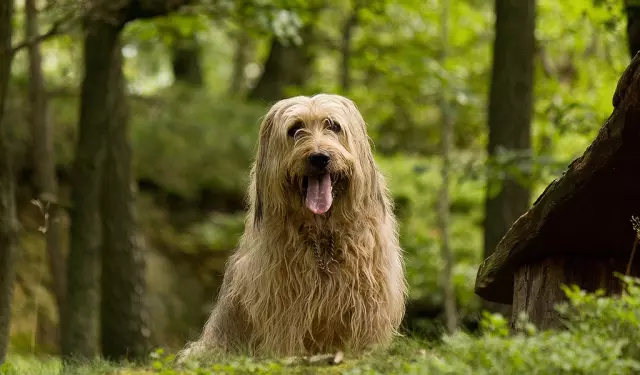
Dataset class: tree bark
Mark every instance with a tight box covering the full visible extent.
[62,19,123,360]
[25,0,66,328]
[248,27,315,103]
[101,40,150,361]
[0,0,17,364]
[483,0,536,314]
[437,0,457,334]
[171,33,203,86]
[626,1,640,58]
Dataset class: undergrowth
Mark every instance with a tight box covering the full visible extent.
[5,277,640,375]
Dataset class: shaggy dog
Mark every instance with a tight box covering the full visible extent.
[179,94,407,359]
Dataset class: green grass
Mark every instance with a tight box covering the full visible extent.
[3,326,640,375]
[7,280,640,375]
[3,339,430,375]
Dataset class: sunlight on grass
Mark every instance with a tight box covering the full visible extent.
[2,355,61,375]
[2,339,428,375]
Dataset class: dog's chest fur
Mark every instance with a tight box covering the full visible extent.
[240,220,387,355]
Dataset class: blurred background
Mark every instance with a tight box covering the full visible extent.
[0,0,635,361]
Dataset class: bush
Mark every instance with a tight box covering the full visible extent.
[417,276,640,375]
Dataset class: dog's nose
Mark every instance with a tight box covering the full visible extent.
[308,152,330,170]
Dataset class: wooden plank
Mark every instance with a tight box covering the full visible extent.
[511,256,629,330]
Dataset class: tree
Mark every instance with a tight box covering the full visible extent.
[62,18,124,360]
[101,39,150,360]
[437,0,457,333]
[626,0,640,58]
[340,1,361,92]
[25,0,66,329]
[483,0,536,313]
[0,0,17,364]
[170,33,204,86]
[228,29,252,96]
[63,0,190,361]
[248,26,315,103]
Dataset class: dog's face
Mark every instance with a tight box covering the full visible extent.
[283,102,355,216]
[252,94,380,224]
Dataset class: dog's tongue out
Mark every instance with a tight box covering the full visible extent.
[305,173,333,215]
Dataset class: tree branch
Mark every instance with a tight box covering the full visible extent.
[7,0,196,57]
[11,20,66,55]
[9,4,86,56]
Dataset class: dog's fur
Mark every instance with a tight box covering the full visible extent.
[179,94,407,359]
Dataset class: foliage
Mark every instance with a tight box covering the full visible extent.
[378,154,484,311]
[8,280,640,374]
[130,86,265,200]
[4,0,638,353]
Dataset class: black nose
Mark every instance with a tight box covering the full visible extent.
[308,152,330,170]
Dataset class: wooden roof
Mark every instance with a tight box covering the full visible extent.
[475,53,640,304]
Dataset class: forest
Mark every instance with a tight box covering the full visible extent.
[1,0,640,373]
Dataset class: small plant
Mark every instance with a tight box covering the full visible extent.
[150,348,178,374]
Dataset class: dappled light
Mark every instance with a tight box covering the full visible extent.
[0,0,639,373]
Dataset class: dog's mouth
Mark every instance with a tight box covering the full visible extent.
[302,173,341,215]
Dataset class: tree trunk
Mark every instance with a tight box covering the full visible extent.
[483,0,536,314]
[61,19,123,360]
[626,1,640,58]
[61,0,191,361]
[340,3,360,92]
[248,27,315,103]
[171,33,203,86]
[0,0,17,364]
[228,30,252,96]
[25,0,66,330]
[100,39,150,361]
[437,0,457,334]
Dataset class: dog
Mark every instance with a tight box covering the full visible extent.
[178,94,407,360]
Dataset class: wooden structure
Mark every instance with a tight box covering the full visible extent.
[475,52,640,330]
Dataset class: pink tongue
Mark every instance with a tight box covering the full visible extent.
[305,173,333,215]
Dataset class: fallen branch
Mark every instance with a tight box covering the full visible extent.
[625,237,639,276]
[626,216,640,276]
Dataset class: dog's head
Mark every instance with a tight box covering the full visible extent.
[250,94,384,227]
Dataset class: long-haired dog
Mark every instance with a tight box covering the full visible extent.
[179,94,407,359]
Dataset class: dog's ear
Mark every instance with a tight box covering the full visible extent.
[252,107,277,229]
[339,95,388,215]
[366,148,388,217]
[352,101,388,216]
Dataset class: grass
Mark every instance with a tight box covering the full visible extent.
[2,339,433,375]
[8,280,640,375]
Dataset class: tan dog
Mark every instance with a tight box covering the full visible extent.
[179,94,407,359]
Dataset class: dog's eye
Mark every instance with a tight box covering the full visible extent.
[328,120,341,133]
[288,122,304,139]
